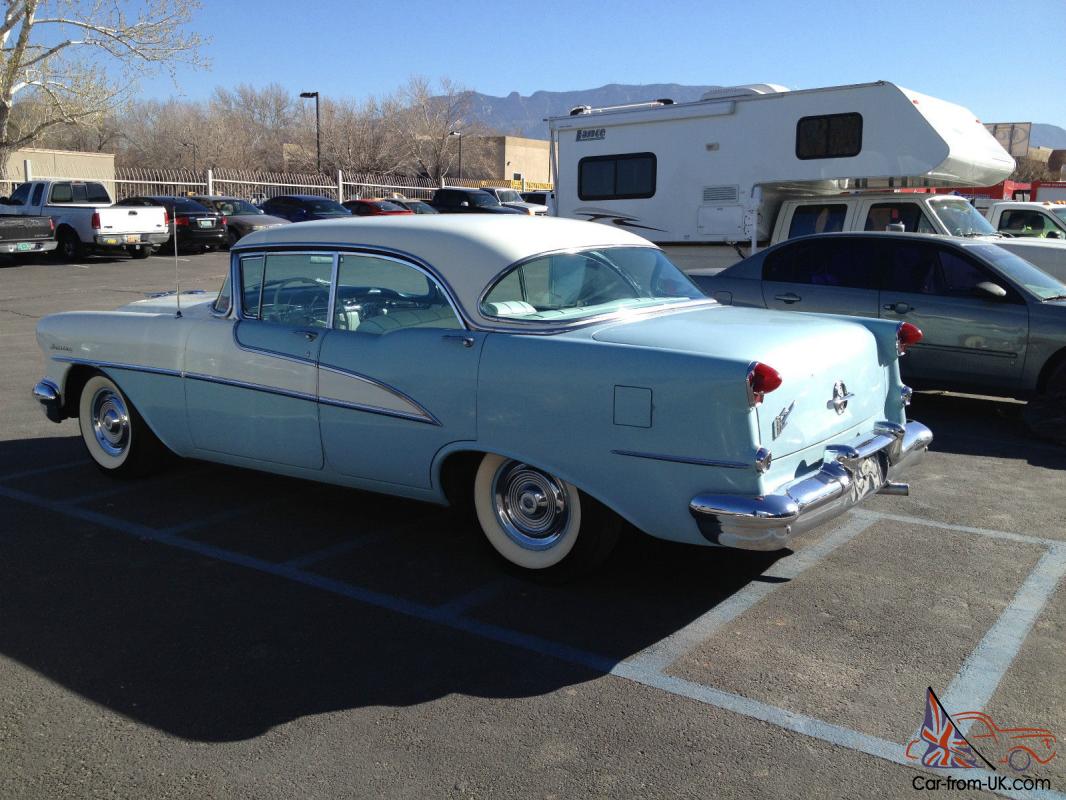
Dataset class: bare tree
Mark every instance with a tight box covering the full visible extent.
[0,0,204,178]
[394,77,481,182]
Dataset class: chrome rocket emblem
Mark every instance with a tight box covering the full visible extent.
[827,381,853,415]
[771,401,794,439]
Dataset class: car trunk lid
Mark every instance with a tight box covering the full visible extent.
[591,305,890,457]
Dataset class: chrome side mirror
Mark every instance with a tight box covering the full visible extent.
[976,281,1007,299]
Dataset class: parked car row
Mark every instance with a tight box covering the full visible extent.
[0,178,550,263]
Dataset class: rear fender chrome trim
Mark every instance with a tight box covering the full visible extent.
[611,449,748,470]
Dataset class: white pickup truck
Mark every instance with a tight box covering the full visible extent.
[755,193,1066,282]
[0,179,169,260]
[980,201,1066,241]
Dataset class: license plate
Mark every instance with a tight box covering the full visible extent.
[16,242,31,251]
[197,219,213,229]
[103,237,119,245]
[125,234,140,244]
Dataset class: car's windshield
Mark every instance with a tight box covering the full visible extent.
[1051,206,1066,227]
[373,200,406,212]
[306,199,350,214]
[469,193,499,207]
[971,244,1066,300]
[496,190,522,203]
[209,199,263,215]
[931,198,998,237]
[480,246,706,323]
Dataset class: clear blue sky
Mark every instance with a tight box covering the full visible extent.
[141,0,1066,129]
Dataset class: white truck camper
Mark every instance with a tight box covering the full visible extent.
[548,81,1016,271]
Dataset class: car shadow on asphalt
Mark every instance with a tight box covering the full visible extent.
[0,435,784,742]
[910,392,1066,469]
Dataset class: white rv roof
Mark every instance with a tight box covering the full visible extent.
[549,80,1014,188]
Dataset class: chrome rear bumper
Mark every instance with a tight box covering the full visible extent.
[690,420,932,551]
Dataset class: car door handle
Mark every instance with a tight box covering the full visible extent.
[442,333,475,348]
[774,292,801,304]
[292,330,319,341]
[883,302,913,314]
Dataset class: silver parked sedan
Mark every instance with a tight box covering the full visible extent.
[694,232,1066,410]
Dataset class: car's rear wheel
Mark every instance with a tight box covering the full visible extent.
[78,374,169,477]
[54,228,85,262]
[473,453,619,579]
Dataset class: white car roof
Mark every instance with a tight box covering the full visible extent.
[235,215,653,321]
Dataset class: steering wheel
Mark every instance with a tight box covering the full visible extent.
[270,276,327,325]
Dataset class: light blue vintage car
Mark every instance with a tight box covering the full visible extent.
[33,216,931,577]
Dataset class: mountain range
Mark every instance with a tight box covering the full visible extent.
[466,83,1066,149]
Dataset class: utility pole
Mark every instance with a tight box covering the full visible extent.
[449,130,463,180]
[300,91,321,172]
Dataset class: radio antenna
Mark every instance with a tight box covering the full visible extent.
[172,207,182,318]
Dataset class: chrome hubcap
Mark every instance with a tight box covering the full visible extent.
[90,388,130,457]
[492,461,570,551]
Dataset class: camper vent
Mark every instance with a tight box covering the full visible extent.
[702,185,739,204]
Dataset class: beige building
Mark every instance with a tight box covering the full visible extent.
[6,146,115,182]
[480,136,551,184]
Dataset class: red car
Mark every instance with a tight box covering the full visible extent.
[342,199,414,217]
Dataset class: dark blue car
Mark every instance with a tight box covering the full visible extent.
[258,194,352,222]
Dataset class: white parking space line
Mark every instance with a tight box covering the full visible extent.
[941,545,1066,732]
[856,509,1062,548]
[435,576,515,616]
[0,461,83,483]
[629,514,877,674]
[613,664,1066,800]
[3,483,1063,799]
[281,531,392,569]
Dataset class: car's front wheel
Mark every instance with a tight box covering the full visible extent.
[78,373,169,477]
[1024,360,1066,445]
[473,454,619,579]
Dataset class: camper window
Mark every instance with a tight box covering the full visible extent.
[788,204,848,237]
[578,153,656,200]
[796,113,862,160]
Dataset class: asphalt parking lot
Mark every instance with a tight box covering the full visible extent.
[2,250,1065,799]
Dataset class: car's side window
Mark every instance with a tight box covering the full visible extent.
[49,183,73,203]
[213,273,232,315]
[787,203,848,238]
[764,239,879,289]
[334,253,461,334]
[884,242,940,294]
[7,182,32,205]
[30,183,44,206]
[258,253,333,328]
[865,203,936,234]
[1000,210,1056,237]
[934,248,1021,302]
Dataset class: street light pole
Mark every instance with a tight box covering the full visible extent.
[449,130,463,181]
[300,91,321,172]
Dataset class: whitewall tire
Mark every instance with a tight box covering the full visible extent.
[473,454,620,577]
[77,373,167,477]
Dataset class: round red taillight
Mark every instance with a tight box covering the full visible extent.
[897,322,923,354]
[748,362,782,405]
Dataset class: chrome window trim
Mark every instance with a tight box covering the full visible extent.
[476,244,715,333]
[610,449,749,470]
[231,242,469,331]
[334,250,465,332]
